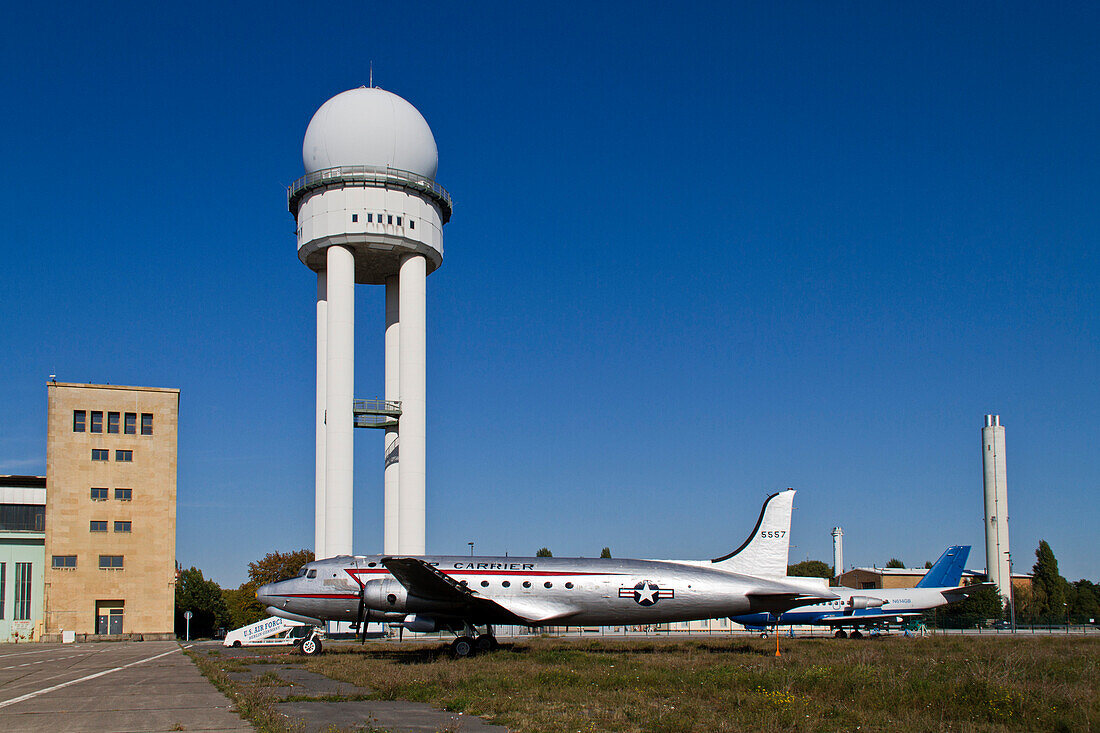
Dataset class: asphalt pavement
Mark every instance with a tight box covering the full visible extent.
[0,641,251,732]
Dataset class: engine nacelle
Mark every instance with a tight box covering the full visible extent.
[399,614,441,633]
[848,596,886,610]
[363,579,409,611]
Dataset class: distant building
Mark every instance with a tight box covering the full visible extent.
[838,566,1030,592]
[44,382,179,639]
[0,475,46,641]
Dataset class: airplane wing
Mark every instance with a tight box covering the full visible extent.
[487,597,580,624]
[815,611,922,627]
[381,557,477,602]
[380,557,580,625]
[940,582,998,604]
[747,591,837,614]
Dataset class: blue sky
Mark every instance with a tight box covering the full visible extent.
[1,2,1096,587]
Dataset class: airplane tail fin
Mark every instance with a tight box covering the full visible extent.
[915,545,970,588]
[708,489,795,578]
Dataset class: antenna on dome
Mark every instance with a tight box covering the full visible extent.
[370,62,373,88]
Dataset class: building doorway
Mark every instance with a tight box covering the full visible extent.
[95,600,124,635]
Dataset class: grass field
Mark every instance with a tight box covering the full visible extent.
[299,635,1098,732]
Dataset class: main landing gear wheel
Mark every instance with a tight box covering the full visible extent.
[300,636,323,656]
[834,630,848,639]
[850,630,863,639]
[475,634,498,653]
[451,636,476,659]
[232,640,242,647]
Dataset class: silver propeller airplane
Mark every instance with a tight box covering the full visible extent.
[258,490,836,656]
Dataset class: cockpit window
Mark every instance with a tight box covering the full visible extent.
[306,569,316,578]
[298,567,308,577]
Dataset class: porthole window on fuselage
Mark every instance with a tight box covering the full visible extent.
[502,581,510,588]
[544,581,553,588]
[480,580,489,587]
[565,582,574,589]
[522,581,531,588]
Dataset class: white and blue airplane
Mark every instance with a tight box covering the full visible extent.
[730,545,986,637]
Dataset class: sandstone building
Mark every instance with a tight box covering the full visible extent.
[45,382,179,638]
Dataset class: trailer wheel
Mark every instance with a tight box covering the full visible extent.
[232,640,242,648]
[300,636,322,656]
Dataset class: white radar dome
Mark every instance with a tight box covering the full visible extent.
[302,87,439,180]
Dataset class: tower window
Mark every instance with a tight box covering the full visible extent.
[114,521,131,533]
[351,214,358,222]
[52,555,77,569]
[73,410,86,432]
[90,521,107,532]
[107,412,120,434]
[91,449,109,461]
[99,555,124,569]
[140,413,153,435]
[91,487,108,500]
[124,412,136,434]
[116,450,133,462]
[90,411,103,433]
[115,488,132,501]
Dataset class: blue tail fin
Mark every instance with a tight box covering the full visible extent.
[916,546,970,588]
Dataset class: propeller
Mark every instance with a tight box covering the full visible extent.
[356,583,368,643]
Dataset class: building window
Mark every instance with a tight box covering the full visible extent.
[92,449,109,461]
[15,563,32,620]
[107,412,119,433]
[141,413,153,435]
[90,411,103,433]
[387,214,393,225]
[0,563,5,619]
[115,488,132,501]
[409,220,415,229]
[99,555,124,570]
[124,412,136,434]
[90,520,107,532]
[396,216,402,226]
[114,521,131,533]
[366,213,373,223]
[115,450,133,462]
[73,410,86,432]
[91,487,108,500]
[0,504,45,531]
[52,555,77,569]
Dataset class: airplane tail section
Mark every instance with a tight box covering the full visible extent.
[708,489,795,578]
[915,545,970,588]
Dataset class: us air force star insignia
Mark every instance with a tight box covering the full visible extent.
[618,580,674,606]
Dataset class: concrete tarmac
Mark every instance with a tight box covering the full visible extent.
[0,641,251,732]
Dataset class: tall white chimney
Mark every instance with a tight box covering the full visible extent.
[832,526,844,581]
[982,415,1012,601]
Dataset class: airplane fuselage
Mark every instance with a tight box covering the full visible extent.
[731,586,953,628]
[258,554,833,629]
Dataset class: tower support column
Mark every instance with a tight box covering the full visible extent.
[982,415,1011,602]
[325,245,355,557]
[315,270,328,558]
[398,254,427,554]
[384,275,401,555]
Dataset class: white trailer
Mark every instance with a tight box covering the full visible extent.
[223,616,315,648]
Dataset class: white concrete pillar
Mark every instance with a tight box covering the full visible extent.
[384,275,401,555]
[315,270,327,559]
[325,245,355,557]
[398,254,427,555]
